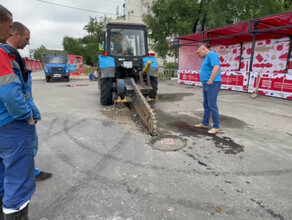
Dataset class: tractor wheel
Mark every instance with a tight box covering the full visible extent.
[98,76,101,89]
[66,76,70,82]
[45,76,50,82]
[100,77,113,105]
[149,76,158,99]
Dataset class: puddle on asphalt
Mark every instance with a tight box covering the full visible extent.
[157,93,194,102]
[156,109,244,154]
[213,136,244,154]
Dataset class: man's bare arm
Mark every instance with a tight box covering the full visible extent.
[207,65,219,84]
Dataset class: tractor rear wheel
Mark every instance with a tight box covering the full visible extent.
[100,77,113,105]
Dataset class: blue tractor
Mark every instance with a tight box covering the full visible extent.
[98,21,159,135]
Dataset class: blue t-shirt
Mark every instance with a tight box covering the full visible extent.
[200,51,221,83]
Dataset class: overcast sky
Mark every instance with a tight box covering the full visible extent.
[2,0,124,57]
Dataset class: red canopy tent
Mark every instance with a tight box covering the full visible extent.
[179,11,292,47]
[177,12,292,100]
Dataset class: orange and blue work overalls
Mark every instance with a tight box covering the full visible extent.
[0,44,36,211]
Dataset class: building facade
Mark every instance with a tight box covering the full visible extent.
[124,0,176,66]
[124,0,153,23]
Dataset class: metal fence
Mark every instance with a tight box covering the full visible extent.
[158,68,178,80]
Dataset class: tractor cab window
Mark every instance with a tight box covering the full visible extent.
[110,28,146,56]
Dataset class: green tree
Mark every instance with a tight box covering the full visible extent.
[283,0,292,10]
[82,36,99,65]
[63,36,85,57]
[207,0,286,28]
[62,16,109,66]
[84,16,108,36]
[145,0,210,57]
[32,45,46,61]
[146,0,290,57]
[82,17,109,65]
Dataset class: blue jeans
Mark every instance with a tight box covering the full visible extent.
[202,82,221,129]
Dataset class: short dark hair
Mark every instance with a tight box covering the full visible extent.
[196,43,208,50]
[0,4,12,22]
[12,22,29,35]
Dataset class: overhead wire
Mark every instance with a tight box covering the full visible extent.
[36,0,122,16]
[36,0,146,19]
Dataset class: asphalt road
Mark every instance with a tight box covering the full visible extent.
[30,71,292,220]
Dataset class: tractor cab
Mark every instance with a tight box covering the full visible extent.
[101,22,149,79]
[103,22,148,57]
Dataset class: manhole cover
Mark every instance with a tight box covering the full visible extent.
[149,135,187,151]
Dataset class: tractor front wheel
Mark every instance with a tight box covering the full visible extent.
[100,77,113,105]
[45,76,50,82]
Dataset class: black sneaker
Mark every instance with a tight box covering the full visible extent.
[35,171,52,181]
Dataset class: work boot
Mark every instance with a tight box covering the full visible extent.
[4,204,29,220]
[35,171,52,181]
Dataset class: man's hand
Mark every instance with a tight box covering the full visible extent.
[207,80,213,85]
[27,119,35,125]
[207,65,219,85]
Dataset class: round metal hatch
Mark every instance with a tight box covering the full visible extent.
[149,135,187,151]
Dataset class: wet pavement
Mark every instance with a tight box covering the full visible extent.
[30,72,292,220]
